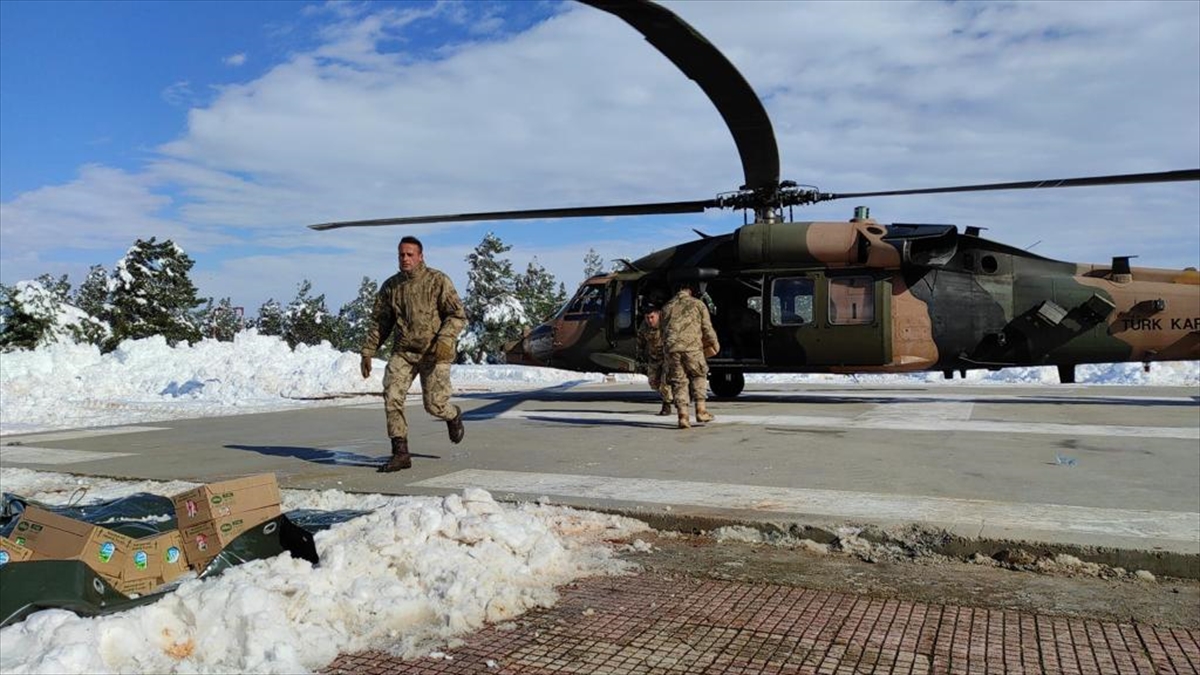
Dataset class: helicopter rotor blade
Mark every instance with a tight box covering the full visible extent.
[814,169,1200,203]
[308,198,717,230]
[579,0,780,194]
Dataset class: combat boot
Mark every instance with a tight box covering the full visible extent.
[676,404,691,429]
[695,400,714,424]
[657,401,673,416]
[446,407,465,444]
[378,437,412,472]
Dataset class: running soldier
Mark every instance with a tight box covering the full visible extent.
[361,236,467,471]
[636,303,673,416]
[660,282,720,429]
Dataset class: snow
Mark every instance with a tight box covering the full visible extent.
[0,469,647,674]
[0,333,1196,673]
[1,332,1196,435]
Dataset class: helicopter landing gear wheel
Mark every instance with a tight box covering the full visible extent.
[708,371,745,398]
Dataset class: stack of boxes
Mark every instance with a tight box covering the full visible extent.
[172,474,281,571]
[1,473,282,596]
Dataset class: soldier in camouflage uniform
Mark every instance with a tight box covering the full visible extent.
[661,283,720,429]
[636,305,673,416]
[361,236,467,472]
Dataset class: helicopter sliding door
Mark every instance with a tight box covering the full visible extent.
[762,272,890,368]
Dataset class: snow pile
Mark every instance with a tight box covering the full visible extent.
[1,331,1196,435]
[0,469,649,674]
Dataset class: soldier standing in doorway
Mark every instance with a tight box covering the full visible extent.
[661,282,720,429]
[636,303,673,416]
[360,236,467,471]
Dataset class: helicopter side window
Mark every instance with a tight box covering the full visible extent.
[564,284,606,318]
[828,276,875,325]
[770,278,814,326]
[615,284,634,331]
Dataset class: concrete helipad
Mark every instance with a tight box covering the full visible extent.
[3,381,1196,576]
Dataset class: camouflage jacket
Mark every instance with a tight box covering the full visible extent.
[661,289,719,354]
[636,321,665,366]
[361,262,466,362]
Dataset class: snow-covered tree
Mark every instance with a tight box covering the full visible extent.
[462,233,526,363]
[74,265,110,316]
[104,237,203,351]
[515,257,567,324]
[200,297,245,342]
[0,282,52,350]
[0,278,103,350]
[583,248,605,280]
[335,276,378,352]
[35,273,71,302]
[254,299,284,337]
[282,279,333,348]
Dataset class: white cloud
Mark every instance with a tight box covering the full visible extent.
[161,80,194,106]
[223,52,247,67]
[2,0,1197,313]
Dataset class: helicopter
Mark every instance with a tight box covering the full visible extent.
[310,0,1200,398]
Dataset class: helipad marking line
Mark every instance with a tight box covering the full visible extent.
[494,409,1198,439]
[413,469,1200,542]
[0,426,169,443]
[0,446,136,465]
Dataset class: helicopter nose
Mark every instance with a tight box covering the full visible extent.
[504,323,551,366]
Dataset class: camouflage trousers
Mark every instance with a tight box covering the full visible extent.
[666,350,708,407]
[382,354,458,439]
[646,360,672,403]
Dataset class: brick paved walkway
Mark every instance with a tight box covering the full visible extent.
[325,572,1200,675]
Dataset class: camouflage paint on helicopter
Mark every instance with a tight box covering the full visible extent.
[310,0,1199,397]
[506,213,1199,390]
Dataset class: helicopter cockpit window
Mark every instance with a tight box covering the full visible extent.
[770,278,814,326]
[564,284,605,318]
[828,276,875,325]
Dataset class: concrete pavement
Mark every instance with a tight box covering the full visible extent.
[4,380,1199,673]
[3,381,1196,576]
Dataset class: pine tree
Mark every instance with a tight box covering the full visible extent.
[255,299,284,336]
[70,264,113,346]
[200,297,245,342]
[583,248,605,280]
[0,282,53,350]
[74,265,110,320]
[104,237,203,351]
[335,276,378,352]
[0,277,102,350]
[34,273,71,302]
[462,232,527,363]
[515,257,568,323]
[282,279,333,348]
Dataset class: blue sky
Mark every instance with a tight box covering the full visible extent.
[2,0,1198,313]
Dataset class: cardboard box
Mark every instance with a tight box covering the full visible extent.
[10,506,133,579]
[0,535,33,566]
[114,576,159,597]
[123,537,163,581]
[114,529,190,582]
[149,529,191,583]
[181,504,281,569]
[172,474,280,529]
